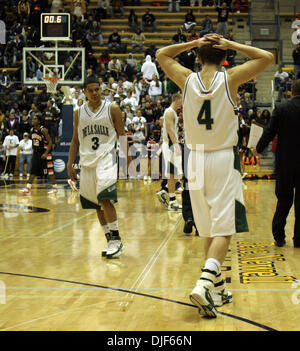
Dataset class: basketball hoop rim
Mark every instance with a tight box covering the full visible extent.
[43,76,60,82]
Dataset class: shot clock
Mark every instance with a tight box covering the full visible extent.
[41,13,71,41]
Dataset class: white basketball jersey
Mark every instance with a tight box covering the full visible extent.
[162,106,178,146]
[183,70,238,151]
[78,101,117,167]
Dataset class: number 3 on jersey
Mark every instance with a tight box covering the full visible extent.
[197,100,214,130]
[92,137,100,150]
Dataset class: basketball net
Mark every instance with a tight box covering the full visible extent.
[43,76,60,94]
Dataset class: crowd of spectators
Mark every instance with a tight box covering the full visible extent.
[0,0,272,179]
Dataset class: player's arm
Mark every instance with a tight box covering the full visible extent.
[67,109,80,182]
[156,35,213,91]
[165,110,177,146]
[110,103,132,167]
[213,37,274,90]
[41,128,52,158]
[165,110,181,156]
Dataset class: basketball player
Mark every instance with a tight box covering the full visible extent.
[67,76,128,259]
[156,33,273,317]
[157,93,183,211]
[20,114,58,195]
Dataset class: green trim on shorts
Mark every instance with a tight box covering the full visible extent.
[233,146,241,173]
[80,195,101,210]
[97,183,118,202]
[235,200,249,233]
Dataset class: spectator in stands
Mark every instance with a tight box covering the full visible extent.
[96,0,110,20]
[179,49,196,70]
[145,44,157,59]
[128,9,138,32]
[148,74,162,102]
[256,109,271,127]
[182,9,196,33]
[87,52,98,72]
[17,0,30,24]
[216,2,232,36]
[121,60,135,82]
[108,29,121,52]
[141,55,159,81]
[141,9,157,32]
[168,0,180,13]
[111,0,125,18]
[240,92,256,117]
[18,132,33,179]
[143,101,156,135]
[292,43,300,80]
[71,0,86,20]
[199,15,214,37]
[98,50,111,74]
[234,0,249,13]
[172,28,187,44]
[108,56,122,80]
[0,110,5,140]
[3,129,19,178]
[18,111,31,136]
[0,70,14,92]
[29,0,42,28]
[123,90,138,111]
[187,29,199,42]
[0,140,5,175]
[127,53,138,69]
[36,85,50,112]
[86,20,104,46]
[202,0,215,6]
[274,66,289,102]
[131,28,146,54]
[5,112,19,136]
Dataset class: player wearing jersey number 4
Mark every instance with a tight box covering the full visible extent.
[156,34,273,317]
[67,76,130,259]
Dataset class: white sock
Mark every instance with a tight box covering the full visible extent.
[203,258,221,275]
[108,220,119,231]
[102,224,110,234]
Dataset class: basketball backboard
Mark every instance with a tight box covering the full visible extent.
[22,47,85,87]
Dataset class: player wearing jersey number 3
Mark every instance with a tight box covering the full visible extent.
[156,34,273,317]
[67,76,129,259]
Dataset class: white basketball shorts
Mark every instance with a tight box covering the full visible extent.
[187,147,249,237]
[80,151,118,209]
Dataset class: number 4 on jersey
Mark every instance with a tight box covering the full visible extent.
[197,100,214,130]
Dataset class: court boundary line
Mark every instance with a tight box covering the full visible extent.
[0,271,277,331]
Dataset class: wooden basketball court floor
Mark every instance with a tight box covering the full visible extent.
[0,178,299,332]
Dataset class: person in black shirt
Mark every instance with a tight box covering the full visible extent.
[20,113,58,195]
[216,2,231,36]
[255,79,300,248]
[108,29,121,52]
[141,9,157,32]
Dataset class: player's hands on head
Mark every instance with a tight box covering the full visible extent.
[211,36,231,50]
[195,33,225,48]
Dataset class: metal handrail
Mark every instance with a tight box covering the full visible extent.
[271,79,275,110]
[249,0,253,43]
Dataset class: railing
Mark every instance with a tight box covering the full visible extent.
[276,0,283,63]
[249,0,253,42]
[271,79,275,110]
